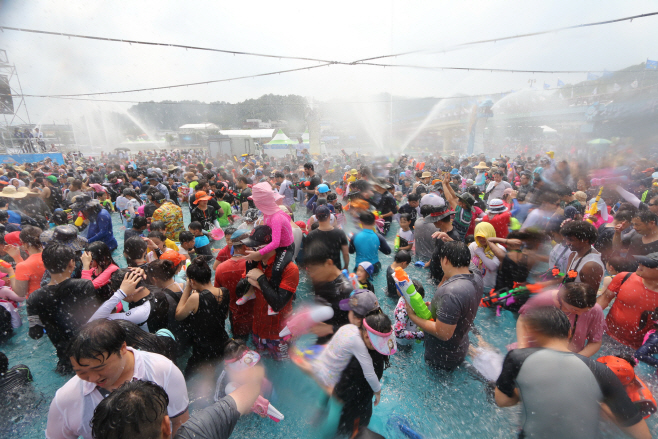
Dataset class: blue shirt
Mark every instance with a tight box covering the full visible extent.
[7,210,21,224]
[349,228,391,267]
[131,180,142,190]
[194,235,210,248]
[87,209,118,251]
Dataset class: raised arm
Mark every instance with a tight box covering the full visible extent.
[441,174,458,210]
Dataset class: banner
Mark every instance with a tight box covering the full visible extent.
[0,153,65,164]
[646,59,658,70]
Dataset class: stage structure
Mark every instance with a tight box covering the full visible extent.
[0,49,32,151]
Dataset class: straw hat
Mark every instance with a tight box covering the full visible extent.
[474,161,489,170]
[421,171,432,178]
[0,186,26,198]
[17,187,37,196]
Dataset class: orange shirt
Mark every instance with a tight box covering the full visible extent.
[14,252,45,297]
[606,272,658,349]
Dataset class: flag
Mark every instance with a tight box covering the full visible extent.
[592,88,597,96]
[557,79,565,88]
[543,83,550,90]
[646,59,658,70]
[587,72,600,81]
[612,83,621,92]
[631,80,638,89]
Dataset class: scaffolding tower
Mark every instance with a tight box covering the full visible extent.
[0,49,32,151]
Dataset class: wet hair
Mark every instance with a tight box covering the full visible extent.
[110,268,145,292]
[420,204,435,218]
[224,227,237,241]
[394,250,412,264]
[310,222,320,231]
[68,319,126,365]
[523,306,571,339]
[42,243,75,273]
[188,221,203,232]
[437,241,471,268]
[186,257,211,284]
[407,193,419,202]
[635,210,658,225]
[303,162,314,171]
[147,259,179,282]
[411,279,425,299]
[0,351,7,374]
[19,225,42,249]
[123,236,148,267]
[132,216,148,230]
[178,231,194,244]
[114,320,176,363]
[606,256,637,274]
[334,202,343,213]
[638,307,658,331]
[327,193,337,202]
[147,230,165,243]
[303,240,334,266]
[224,338,248,360]
[614,209,634,224]
[237,176,249,185]
[399,213,411,223]
[274,171,285,179]
[359,211,375,226]
[86,241,116,271]
[52,210,68,225]
[316,198,327,206]
[0,211,8,222]
[91,380,168,439]
[562,282,597,309]
[149,220,165,232]
[560,220,598,244]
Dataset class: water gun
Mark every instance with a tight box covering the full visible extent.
[394,267,432,320]
[74,211,86,227]
[414,261,426,268]
[0,261,11,269]
[479,284,541,308]
[342,269,359,290]
[225,382,284,422]
[585,186,604,223]
[394,234,400,251]
[279,305,334,341]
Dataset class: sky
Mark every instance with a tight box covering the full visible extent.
[1,0,658,125]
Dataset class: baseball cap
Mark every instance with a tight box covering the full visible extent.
[230,229,250,243]
[4,231,21,246]
[358,261,374,277]
[159,251,186,266]
[363,316,398,356]
[634,252,658,269]
[315,205,331,221]
[242,225,273,248]
[419,193,445,209]
[317,184,330,194]
[339,289,380,315]
[46,175,58,185]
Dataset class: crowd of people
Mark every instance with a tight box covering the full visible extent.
[0,147,657,438]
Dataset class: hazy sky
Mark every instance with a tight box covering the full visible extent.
[2,0,658,124]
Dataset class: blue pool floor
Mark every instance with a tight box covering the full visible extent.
[2,207,658,438]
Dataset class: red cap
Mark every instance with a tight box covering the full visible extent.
[4,231,21,246]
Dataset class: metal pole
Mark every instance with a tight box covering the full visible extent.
[13,64,31,125]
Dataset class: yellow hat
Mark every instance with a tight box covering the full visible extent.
[349,169,358,175]
[546,151,555,159]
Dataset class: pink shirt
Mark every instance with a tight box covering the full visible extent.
[259,211,294,255]
[519,291,606,353]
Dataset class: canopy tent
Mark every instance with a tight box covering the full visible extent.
[265,129,296,145]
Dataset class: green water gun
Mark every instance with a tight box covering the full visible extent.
[394,235,400,251]
[394,267,432,320]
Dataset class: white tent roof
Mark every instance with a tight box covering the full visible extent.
[219,129,276,139]
[179,123,219,130]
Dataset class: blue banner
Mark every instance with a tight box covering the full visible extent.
[0,153,65,164]
[557,79,565,88]
[646,59,658,70]
[543,83,550,90]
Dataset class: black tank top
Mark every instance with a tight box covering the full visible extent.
[187,289,229,353]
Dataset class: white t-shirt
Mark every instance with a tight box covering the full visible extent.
[46,347,188,439]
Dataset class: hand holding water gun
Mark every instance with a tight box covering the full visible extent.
[279,305,334,341]
[224,381,284,422]
[394,267,432,320]
[342,269,359,290]
[74,211,86,227]
[479,284,541,308]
